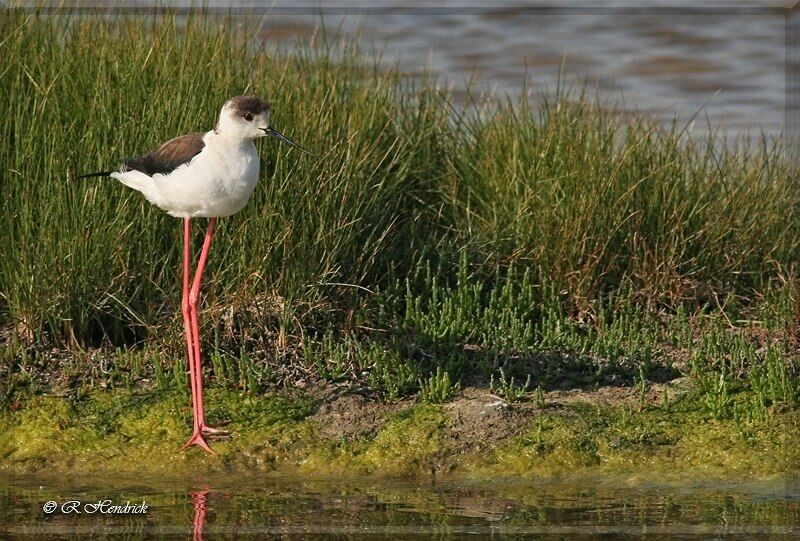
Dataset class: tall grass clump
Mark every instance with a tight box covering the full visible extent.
[444,97,800,307]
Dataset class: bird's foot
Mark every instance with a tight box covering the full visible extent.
[180,431,216,454]
[200,422,231,441]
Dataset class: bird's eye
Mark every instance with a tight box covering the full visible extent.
[243,112,254,122]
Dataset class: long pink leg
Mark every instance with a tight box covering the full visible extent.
[180,218,215,453]
[189,218,215,430]
[183,218,231,452]
[180,219,203,439]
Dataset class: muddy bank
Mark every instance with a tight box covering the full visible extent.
[1,383,796,482]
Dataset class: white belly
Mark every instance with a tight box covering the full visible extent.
[150,141,260,218]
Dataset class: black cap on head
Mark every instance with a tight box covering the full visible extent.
[227,96,270,117]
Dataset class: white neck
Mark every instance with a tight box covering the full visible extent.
[209,128,252,149]
[213,115,249,142]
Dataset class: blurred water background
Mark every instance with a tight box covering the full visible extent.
[42,1,792,139]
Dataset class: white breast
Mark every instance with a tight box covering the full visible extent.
[121,132,262,218]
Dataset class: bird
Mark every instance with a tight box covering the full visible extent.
[78,96,316,453]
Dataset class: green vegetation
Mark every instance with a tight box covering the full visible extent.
[419,367,460,404]
[1,388,795,480]
[490,368,531,402]
[483,400,796,480]
[1,9,799,477]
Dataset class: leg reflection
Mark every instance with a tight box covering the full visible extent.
[191,489,209,541]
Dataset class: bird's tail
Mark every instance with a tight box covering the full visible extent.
[76,168,162,208]
[76,171,113,179]
[110,170,162,207]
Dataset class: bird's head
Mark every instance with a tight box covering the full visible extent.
[217,95,317,156]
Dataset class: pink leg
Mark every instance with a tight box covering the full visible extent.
[179,219,204,442]
[189,218,215,430]
[180,218,215,453]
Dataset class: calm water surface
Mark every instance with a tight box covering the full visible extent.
[1,475,797,539]
[247,1,788,137]
[75,1,791,136]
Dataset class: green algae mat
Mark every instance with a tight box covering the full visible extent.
[2,386,796,482]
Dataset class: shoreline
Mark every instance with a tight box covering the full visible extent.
[3,384,796,482]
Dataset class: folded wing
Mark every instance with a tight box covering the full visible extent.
[122,133,206,176]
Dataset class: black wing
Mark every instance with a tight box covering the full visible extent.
[122,132,206,176]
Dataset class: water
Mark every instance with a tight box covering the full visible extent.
[249,1,788,137]
[63,1,790,137]
[2,475,797,539]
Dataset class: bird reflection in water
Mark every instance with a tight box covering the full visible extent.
[190,489,209,541]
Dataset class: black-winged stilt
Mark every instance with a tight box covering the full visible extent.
[79,96,316,453]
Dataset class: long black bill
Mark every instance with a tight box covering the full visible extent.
[262,126,318,158]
